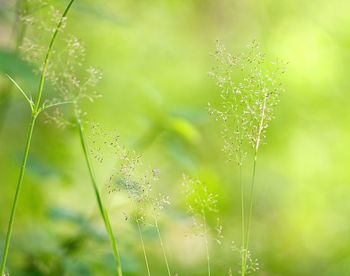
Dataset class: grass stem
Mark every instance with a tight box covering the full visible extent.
[202,210,211,276]
[0,114,36,275]
[152,211,171,276]
[136,218,151,276]
[0,1,76,273]
[240,165,246,276]
[242,154,257,275]
[242,93,267,274]
[34,0,76,111]
[76,114,123,276]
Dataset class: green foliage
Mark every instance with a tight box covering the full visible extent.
[1,0,350,275]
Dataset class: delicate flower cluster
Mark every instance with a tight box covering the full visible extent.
[87,123,170,222]
[182,175,219,238]
[45,36,102,105]
[43,107,74,128]
[88,121,120,163]
[215,218,224,245]
[20,1,67,65]
[182,175,218,215]
[209,40,285,165]
[231,241,260,274]
[19,1,102,128]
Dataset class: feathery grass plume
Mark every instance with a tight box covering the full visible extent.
[209,40,285,275]
[38,38,122,276]
[5,1,121,274]
[117,165,172,276]
[76,119,123,275]
[19,2,122,273]
[101,138,172,276]
[231,241,260,274]
[182,175,219,276]
[0,1,76,274]
[209,40,285,165]
[116,161,153,276]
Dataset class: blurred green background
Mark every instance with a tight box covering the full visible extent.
[1,0,350,275]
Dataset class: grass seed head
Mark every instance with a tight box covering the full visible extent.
[19,1,102,126]
[182,175,218,215]
[209,40,286,165]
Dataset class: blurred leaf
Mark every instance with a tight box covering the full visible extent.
[24,155,62,179]
[49,207,85,225]
[165,135,197,169]
[48,207,105,241]
[0,49,35,81]
[168,117,201,145]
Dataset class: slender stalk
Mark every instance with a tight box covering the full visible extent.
[242,154,257,275]
[242,93,268,274]
[0,114,36,274]
[152,210,171,276]
[136,218,151,276]
[202,210,210,276]
[76,114,123,276]
[239,165,246,276]
[0,1,76,273]
[245,153,257,249]
[34,0,76,111]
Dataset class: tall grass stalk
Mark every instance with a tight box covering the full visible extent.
[241,155,256,276]
[183,176,217,276]
[242,94,267,275]
[0,1,76,274]
[210,41,284,274]
[75,113,123,276]
[202,210,211,276]
[239,166,246,275]
[136,218,151,276]
[152,210,171,276]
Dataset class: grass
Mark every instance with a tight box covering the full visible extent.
[152,209,171,276]
[183,175,218,276]
[76,112,123,275]
[202,210,211,276]
[84,122,173,275]
[0,1,76,274]
[1,1,123,273]
[0,3,286,273]
[136,217,151,276]
[209,40,285,274]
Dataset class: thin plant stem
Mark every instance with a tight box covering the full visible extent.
[202,210,210,276]
[242,154,257,275]
[136,218,151,276]
[242,93,268,274]
[0,114,36,274]
[0,1,76,273]
[245,153,257,250]
[34,0,76,111]
[152,210,171,276]
[76,113,123,276]
[5,74,33,108]
[239,165,246,276]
